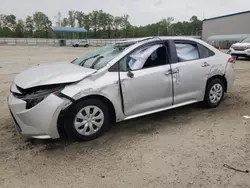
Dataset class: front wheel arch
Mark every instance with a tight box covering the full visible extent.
[57,95,116,139]
[78,95,116,124]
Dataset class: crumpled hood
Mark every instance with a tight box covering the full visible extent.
[14,61,96,89]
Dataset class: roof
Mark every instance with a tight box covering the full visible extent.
[117,36,201,43]
[206,34,250,42]
[204,10,250,21]
[116,36,203,47]
[51,26,87,33]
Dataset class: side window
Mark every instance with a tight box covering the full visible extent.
[198,43,215,58]
[175,42,199,62]
[109,44,168,72]
[127,44,168,71]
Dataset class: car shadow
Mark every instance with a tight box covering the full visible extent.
[236,57,250,61]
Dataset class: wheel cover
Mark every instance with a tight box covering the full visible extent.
[74,105,104,136]
[209,83,223,104]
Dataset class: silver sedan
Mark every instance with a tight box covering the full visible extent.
[8,37,235,141]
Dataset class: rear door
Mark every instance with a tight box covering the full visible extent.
[170,40,215,105]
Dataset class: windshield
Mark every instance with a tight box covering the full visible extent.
[241,37,250,43]
[71,44,130,70]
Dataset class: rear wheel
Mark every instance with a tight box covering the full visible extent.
[64,99,111,141]
[203,79,225,108]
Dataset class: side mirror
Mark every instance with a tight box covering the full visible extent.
[127,70,134,78]
[127,62,134,78]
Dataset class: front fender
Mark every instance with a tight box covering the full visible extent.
[61,81,125,122]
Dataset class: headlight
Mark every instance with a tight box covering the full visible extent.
[25,97,46,109]
[20,85,64,109]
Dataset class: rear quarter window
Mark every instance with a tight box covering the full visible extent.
[198,43,215,58]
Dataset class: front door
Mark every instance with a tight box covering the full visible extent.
[119,43,173,116]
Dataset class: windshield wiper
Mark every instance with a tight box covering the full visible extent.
[79,54,99,66]
[91,56,104,69]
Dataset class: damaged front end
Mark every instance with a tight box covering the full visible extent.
[12,84,66,109]
[8,83,74,139]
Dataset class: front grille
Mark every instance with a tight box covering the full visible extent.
[234,48,245,51]
[233,47,246,51]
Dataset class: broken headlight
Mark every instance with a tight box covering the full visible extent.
[17,85,64,109]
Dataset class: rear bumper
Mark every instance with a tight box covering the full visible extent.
[8,93,71,139]
[225,63,235,92]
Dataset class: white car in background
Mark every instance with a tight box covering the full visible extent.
[8,37,235,141]
[229,37,250,59]
[72,40,89,47]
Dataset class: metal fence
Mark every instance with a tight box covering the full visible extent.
[0,36,201,47]
[0,38,136,47]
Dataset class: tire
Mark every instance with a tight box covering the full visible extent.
[203,78,225,108]
[64,99,111,141]
[74,44,79,47]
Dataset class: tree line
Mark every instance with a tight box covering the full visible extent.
[0,10,202,39]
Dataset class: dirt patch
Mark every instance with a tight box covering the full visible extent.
[0,46,250,188]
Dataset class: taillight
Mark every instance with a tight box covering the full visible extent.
[228,57,235,63]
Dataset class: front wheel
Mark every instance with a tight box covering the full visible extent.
[203,79,225,108]
[64,99,111,141]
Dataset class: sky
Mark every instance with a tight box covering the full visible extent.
[1,0,250,26]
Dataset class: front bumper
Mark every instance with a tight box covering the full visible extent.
[229,48,250,56]
[8,93,71,139]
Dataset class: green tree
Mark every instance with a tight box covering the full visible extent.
[0,14,4,28]
[0,14,7,37]
[189,15,202,35]
[0,10,203,39]
[121,14,131,37]
[106,13,114,38]
[113,16,122,37]
[24,16,34,37]
[61,18,68,27]
[83,14,91,31]
[75,11,85,27]
[15,19,25,37]
[68,10,76,27]
[33,12,52,38]
[55,12,62,26]
[2,14,16,30]
[89,10,99,37]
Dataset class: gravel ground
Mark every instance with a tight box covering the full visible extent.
[0,46,250,188]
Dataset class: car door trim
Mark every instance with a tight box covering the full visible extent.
[124,100,197,120]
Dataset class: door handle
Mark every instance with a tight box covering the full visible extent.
[172,69,179,74]
[165,68,179,75]
[165,70,172,75]
[201,62,210,67]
